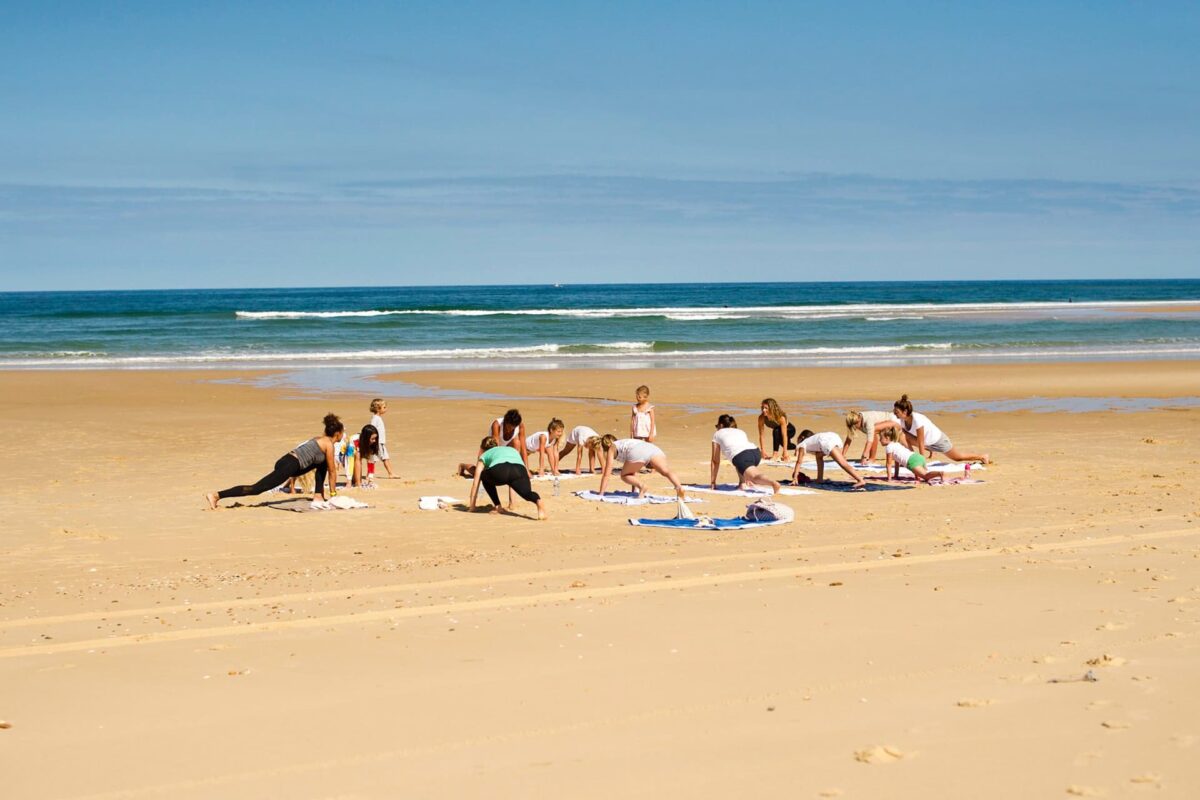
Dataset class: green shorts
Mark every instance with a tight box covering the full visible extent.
[906,453,927,470]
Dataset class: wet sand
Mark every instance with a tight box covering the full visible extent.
[2,362,1199,798]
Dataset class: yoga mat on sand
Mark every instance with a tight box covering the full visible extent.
[783,480,911,493]
[574,490,704,506]
[866,476,986,487]
[628,516,790,530]
[684,483,815,497]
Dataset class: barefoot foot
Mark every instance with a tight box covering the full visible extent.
[204,492,219,510]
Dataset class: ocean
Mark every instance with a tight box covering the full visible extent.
[1,280,1198,370]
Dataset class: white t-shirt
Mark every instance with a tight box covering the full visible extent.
[615,438,662,464]
[850,410,900,442]
[801,431,843,456]
[712,428,754,460]
[885,441,917,466]
[566,425,598,445]
[903,412,945,447]
[525,430,553,451]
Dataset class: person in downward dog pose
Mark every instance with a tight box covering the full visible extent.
[557,423,601,474]
[595,435,686,499]
[630,384,657,441]
[711,414,781,494]
[880,427,945,484]
[525,418,565,476]
[893,394,990,464]
[206,413,344,508]
[843,409,902,464]
[793,428,866,490]
[757,398,796,463]
[468,437,547,520]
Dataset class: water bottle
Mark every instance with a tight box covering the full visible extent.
[963,463,972,482]
[553,477,561,497]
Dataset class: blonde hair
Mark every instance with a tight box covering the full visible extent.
[635,385,650,399]
[548,418,565,434]
[845,410,863,433]
[879,426,898,443]
[761,398,784,423]
[586,434,616,458]
[369,398,386,413]
[479,436,499,451]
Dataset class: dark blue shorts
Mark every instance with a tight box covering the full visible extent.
[731,448,761,476]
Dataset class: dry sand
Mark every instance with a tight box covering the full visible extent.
[2,362,1199,799]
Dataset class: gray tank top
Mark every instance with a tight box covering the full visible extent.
[292,438,324,469]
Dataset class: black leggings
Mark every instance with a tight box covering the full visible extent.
[481,463,541,506]
[217,454,327,500]
[772,423,796,453]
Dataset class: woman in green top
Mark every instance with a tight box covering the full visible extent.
[469,437,547,519]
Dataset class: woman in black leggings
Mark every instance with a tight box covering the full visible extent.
[757,397,796,462]
[468,436,547,520]
[206,413,344,509]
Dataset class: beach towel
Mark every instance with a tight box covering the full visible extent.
[628,516,790,530]
[786,479,911,493]
[418,496,460,510]
[866,476,986,487]
[573,490,704,506]
[684,483,816,497]
[269,496,370,513]
[531,471,590,482]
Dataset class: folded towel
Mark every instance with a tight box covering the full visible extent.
[418,496,460,510]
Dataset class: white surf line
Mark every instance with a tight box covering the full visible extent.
[3,526,1195,660]
[0,513,1119,631]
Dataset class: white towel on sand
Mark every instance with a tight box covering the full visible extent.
[573,490,703,506]
[684,483,816,497]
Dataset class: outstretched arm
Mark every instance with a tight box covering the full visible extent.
[597,450,614,496]
[710,442,721,488]
[469,462,484,509]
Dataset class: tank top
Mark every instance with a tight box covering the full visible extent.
[525,430,549,451]
[493,418,520,447]
[292,438,324,469]
[632,405,654,437]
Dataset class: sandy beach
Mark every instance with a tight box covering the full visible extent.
[3,362,1200,799]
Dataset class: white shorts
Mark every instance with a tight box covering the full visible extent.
[926,436,952,454]
[622,442,663,464]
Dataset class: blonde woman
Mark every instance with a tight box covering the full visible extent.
[843,409,902,463]
[757,398,796,462]
[595,435,685,499]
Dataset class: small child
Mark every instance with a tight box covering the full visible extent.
[369,398,396,478]
[843,409,902,463]
[630,385,656,441]
[793,429,866,490]
[880,427,944,484]
[525,418,565,476]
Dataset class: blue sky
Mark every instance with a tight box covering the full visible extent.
[1,1,1197,289]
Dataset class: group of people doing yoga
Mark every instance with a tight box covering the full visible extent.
[207,391,990,514]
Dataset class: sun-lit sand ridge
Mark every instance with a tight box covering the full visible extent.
[2,361,1199,798]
